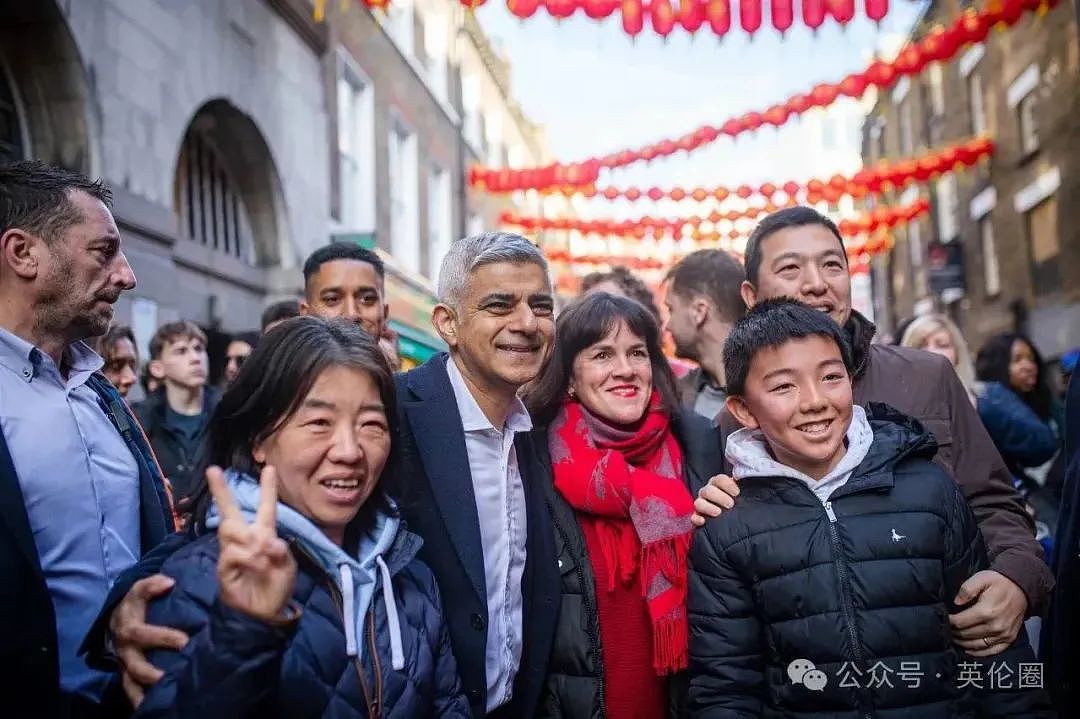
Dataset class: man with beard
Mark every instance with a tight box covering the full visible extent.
[695,206,1053,659]
[0,161,175,718]
[663,249,747,421]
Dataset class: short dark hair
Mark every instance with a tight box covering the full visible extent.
[744,206,846,285]
[92,325,137,363]
[188,316,396,530]
[149,320,207,361]
[665,249,747,323]
[260,299,300,332]
[580,265,662,322]
[976,333,1052,421]
[0,160,112,244]
[302,243,385,289]
[723,298,853,396]
[523,292,681,426]
[229,331,260,350]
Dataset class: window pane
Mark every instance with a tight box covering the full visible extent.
[969,74,986,135]
[981,219,1000,296]
[1019,95,1039,154]
[1027,197,1059,293]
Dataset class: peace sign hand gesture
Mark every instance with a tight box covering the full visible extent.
[207,465,298,624]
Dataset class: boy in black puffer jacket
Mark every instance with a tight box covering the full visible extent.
[688,299,1052,718]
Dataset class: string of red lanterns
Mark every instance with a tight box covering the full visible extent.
[471,0,1053,193]
[531,136,994,203]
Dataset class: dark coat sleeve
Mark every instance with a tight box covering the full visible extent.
[133,540,296,718]
[977,382,1060,468]
[81,530,195,669]
[940,474,1055,718]
[936,358,1052,616]
[425,578,472,718]
[687,524,764,718]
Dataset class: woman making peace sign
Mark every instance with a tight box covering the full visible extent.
[132,317,469,718]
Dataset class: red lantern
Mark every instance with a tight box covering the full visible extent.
[713,188,730,201]
[692,188,708,202]
[720,118,744,136]
[865,60,897,87]
[739,0,762,33]
[736,185,753,199]
[865,0,888,23]
[622,0,645,35]
[770,0,794,32]
[760,182,777,197]
[706,0,731,34]
[895,45,926,74]
[782,181,800,196]
[959,8,990,43]
[839,72,868,97]
[826,0,855,24]
[679,0,706,31]
[583,0,619,18]
[763,104,790,127]
[809,82,840,107]
[651,0,677,37]
[658,139,677,156]
[699,125,719,142]
[545,0,578,20]
[625,187,642,201]
[786,93,812,114]
[741,111,764,130]
[671,187,687,201]
[460,0,487,8]
[602,186,620,200]
[647,187,664,201]
[802,0,826,29]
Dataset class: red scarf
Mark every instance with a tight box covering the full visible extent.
[548,392,694,674]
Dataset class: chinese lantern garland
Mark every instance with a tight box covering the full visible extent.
[544,136,993,204]
[471,0,1055,193]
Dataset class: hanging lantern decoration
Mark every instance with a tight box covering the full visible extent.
[622,0,645,36]
[460,0,488,8]
[582,0,619,18]
[651,0,678,38]
[865,0,888,23]
[739,0,762,33]
[839,72,868,97]
[802,0,827,30]
[706,0,731,34]
[826,0,856,25]
[508,0,542,17]
[679,0,706,32]
[770,0,794,32]
[545,0,579,19]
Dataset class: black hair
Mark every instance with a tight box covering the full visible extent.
[976,332,1052,420]
[723,297,853,396]
[92,324,137,363]
[0,160,113,244]
[260,299,300,332]
[302,243,385,287]
[665,249,747,323]
[228,331,260,349]
[187,316,397,533]
[523,292,680,426]
[744,206,846,285]
[580,265,662,322]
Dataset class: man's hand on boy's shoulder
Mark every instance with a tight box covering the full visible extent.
[692,474,741,527]
[949,570,1028,656]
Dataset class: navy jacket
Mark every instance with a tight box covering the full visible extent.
[386,354,560,718]
[975,381,1059,481]
[689,404,1052,718]
[0,373,174,719]
[133,525,470,718]
[135,386,221,500]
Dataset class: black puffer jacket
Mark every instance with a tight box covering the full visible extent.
[534,409,723,719]
[689,404,1053,718]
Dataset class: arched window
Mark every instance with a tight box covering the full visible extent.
[0,66,24,164]
[175,127,254,263]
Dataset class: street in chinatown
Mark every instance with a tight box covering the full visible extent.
[0,0,1078,717]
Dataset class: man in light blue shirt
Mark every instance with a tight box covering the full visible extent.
[0,161,175,718]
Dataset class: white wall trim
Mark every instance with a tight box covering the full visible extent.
[969,186,997,220]
[1007,64,1040,108]
[958,44,985,78]
[891,76,911,104]
[1013,167,1060,214]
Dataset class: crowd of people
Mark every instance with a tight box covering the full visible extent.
[1,159,1077,718]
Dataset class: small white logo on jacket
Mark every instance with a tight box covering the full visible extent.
[891,529,906,542]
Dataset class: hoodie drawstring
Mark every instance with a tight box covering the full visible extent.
[340,564,358,657]
[376,556,405,671]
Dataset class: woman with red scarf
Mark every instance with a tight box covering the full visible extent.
[524,293,722,718]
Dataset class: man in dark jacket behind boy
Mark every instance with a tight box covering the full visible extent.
[689,299,1052,718]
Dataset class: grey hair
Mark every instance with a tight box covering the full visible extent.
[436,231,550,308]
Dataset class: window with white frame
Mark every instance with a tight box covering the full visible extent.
[1027,196,1059,293]
[462,73,482,151]
[426,164,452,280]
[175,128,254,263]
[969,72,987,135]
[388,119,419,272]
[928,63,946,117]
[385,0,415,59]
[1019,94,1039,155]
[935,174,959,242]
[980,218,1000,296]
[422,12,448,101]
[336,58,374,231]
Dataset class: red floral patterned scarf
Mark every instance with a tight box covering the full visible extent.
[548,391,694,674]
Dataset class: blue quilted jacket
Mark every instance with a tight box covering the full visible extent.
[133,493,470,718]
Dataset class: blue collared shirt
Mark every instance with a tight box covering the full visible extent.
[0,328,141,701]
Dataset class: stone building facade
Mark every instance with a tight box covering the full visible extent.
[861,0,1080,359]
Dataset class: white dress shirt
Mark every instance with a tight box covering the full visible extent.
[446,357,531,712]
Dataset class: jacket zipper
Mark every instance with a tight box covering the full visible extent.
[824,501,873,719]
[547,498,606,718]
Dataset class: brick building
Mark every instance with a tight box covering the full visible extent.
[861,0,1080,360]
